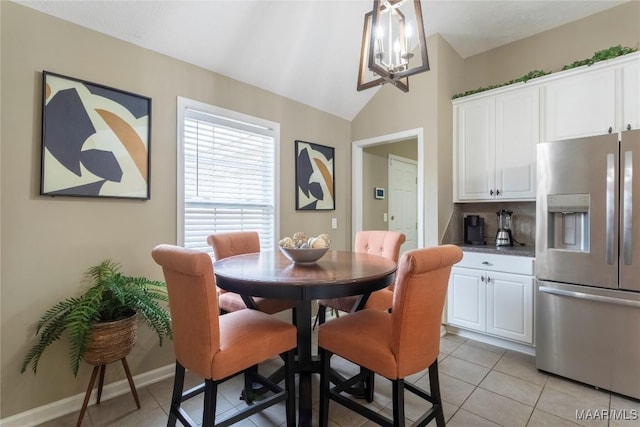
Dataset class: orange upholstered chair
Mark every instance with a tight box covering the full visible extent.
[207,231,297,315]
[318,245,463,427]
[151,244,297,427]
[316,230,406,324]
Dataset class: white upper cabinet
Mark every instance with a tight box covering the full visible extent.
[454,87,538,202]
[455,97,495,201]
[544,68,616,140]
[495,88,539,200]
[622,60,640,131]
[543,52,640,141]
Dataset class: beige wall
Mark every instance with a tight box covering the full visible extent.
[362,139,418,230]
[463,1,640,91]
[362,151,388,230]
[0,1,351,418]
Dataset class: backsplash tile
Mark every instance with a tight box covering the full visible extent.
[443,202,536,247]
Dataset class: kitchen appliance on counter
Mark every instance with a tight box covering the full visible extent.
[495,209,513,247]
[463,215,485,245]
[535,130,640,400]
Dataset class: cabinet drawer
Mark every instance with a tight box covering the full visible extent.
[457,251,534,275]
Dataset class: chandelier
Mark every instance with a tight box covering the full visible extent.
[357,0,429,92]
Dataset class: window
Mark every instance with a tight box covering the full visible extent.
[177,97,279,254]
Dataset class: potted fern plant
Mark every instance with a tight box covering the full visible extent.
[21,260,172,377]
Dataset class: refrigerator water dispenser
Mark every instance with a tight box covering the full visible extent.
[546,194,590,252]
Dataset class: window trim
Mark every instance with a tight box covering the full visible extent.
[176,96,280,250]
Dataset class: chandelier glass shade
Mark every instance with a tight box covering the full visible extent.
[357,0,429,92]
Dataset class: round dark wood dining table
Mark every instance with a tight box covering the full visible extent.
[213,249,397,427]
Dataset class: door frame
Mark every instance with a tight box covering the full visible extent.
[352,128,425,248]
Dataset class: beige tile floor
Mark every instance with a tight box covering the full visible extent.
[36,334,640,427]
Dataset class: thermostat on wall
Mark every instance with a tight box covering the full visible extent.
[374,187,385,199]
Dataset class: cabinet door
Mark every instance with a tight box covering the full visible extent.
[456,98,495,200]
[486,272,533,343]
[622,61,640,131]
[495,88,538,200]
[545,68,616,141]
[447,267,486,332]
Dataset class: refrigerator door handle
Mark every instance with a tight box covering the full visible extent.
[622,150,633,265]
[606,153,616,265]
[539,286,640,308]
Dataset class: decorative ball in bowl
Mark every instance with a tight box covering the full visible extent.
[279,246,329,264]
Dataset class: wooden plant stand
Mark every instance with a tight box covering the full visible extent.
[76,357,140,427]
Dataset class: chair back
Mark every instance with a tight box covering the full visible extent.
[390,245,462,378]
[354,230,406,262]
[207,231,260,260]
[151,244,220,378]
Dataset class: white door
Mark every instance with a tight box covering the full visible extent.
[486,272,533,344]
[388,155,417,251]
[447,267,486,333]
[622,61,640,131]
[456,97,496,200]
[544,68,616,140]
[495,87,538,200]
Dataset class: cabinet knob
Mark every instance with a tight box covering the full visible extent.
[480,276,485,282]
[489,189,494,196]
[628,124,632,131]
[608,126,613,134]
[482,261,491,265]
[487,276,492,283]
[496,189,501,196]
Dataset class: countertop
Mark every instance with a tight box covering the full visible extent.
[453,243,535,257]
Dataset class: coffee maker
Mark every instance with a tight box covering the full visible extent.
[496,209,514,247]
[464,215,485,245]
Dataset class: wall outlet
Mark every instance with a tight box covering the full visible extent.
[383,213,388,222]
[331,218,337,229]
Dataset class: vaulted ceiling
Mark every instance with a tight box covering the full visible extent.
[16,0,628,120]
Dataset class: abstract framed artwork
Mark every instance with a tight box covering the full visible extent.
[40,71,151,199]
[295,140,335,210]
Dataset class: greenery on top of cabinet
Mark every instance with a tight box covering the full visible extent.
[561,45,638,71]
[452,45,638,100]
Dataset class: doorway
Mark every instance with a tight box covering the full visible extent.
[352,128,424,250]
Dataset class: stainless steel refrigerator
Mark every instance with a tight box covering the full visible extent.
[535,129,640,400]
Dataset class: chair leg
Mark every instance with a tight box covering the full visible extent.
[317,304,327,325]
[428,360,446,427]
[318,348,332,427]
[243,365,258,404]
[284,349,296,427]
[202,379,217,426]
[365,369,375,402]
[168,362,185,427]
[392,379,406,427]
[76,365,100,427]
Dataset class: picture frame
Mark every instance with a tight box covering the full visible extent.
[40,71,151,199]
[295,140,335,210]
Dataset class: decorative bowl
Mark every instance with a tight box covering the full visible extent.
[279,246,329,264]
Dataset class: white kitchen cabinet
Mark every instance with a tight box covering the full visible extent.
[622,60,640,131]
[447,251,534,344]
[454,87,538,201]
[544,52,640,141]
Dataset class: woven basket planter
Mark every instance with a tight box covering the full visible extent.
[83,313,138,366]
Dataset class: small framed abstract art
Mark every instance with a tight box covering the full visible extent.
[295,140,335,210]
[40,71,151,199]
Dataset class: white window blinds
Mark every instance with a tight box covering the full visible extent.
[179,103,277,254]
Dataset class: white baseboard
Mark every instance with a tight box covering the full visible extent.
[0,364,175,427]
[445,325,536,356]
